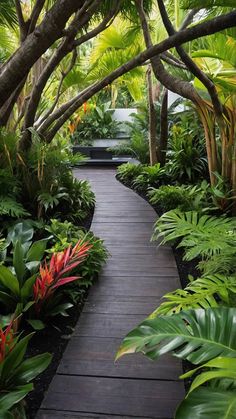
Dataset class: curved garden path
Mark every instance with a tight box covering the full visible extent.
[37,167,184,419]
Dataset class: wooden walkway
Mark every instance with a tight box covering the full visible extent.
[37,167,184,419]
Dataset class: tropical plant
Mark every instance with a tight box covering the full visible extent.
[148,184,202,212]
[32,240,92,321]
[0,235,48,313]
[116,307,236,363]
[167,122,207,183]
[17,133,89,221]
[128,133,149,165]
[132,163,166,191]
[0,197,29,219]
[0,321,51,417]
[117,162,143,185]
[116,307,236,418]
[153,210,236,261]
[150,274,236,316]
[124,105,160,165]
[45,219,109,283]
[72,102,119,144]
[59,175,95,222]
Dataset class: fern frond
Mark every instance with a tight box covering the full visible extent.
[0,196,29,218]
[150,274,236,317]
[153,210,236,244]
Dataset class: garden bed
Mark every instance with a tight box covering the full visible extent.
[25,208,95,418]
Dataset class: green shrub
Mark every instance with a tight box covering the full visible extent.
[45,219,108,283]
[117,162,143,184]
[18,133,87,220]
[133,164,166,192]
[167,122,207,183]
[153,209,236,275]
[72,102,119,144]
[149,185,191,211]
[59,174,95,222]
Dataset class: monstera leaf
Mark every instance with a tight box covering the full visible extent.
[176,387,236,419]
[116,307,236,364]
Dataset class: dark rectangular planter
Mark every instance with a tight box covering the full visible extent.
[73,146,113,160]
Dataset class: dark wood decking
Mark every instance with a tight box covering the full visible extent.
[37,167,184,419]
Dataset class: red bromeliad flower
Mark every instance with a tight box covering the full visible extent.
[0,323,15,363]
[33,241,92,313]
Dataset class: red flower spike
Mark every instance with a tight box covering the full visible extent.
[33,241,92,314]
[0,322,15,363]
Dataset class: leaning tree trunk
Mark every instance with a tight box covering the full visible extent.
[147,65,157,165]
[157,88,168,166]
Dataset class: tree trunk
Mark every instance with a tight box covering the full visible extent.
[158,88,168,166]
[147,65,157,165]
[0,0,85,108]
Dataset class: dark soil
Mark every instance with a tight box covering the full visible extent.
[25,206,95,418]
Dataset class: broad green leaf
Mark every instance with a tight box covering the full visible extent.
[27,319,45,330]
[116,308,236,365]
[181,357,236,393]
[20,275,37,300]
[1,334,34,382]
[13,353,52,384]
[0,266,19,295]
[7,222,33,246]
[25,261,40,272]
[26,239,47,263]
[49,303,73,317]
[0,384,32,412]
[176,387,236,419]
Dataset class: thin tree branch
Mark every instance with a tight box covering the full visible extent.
[22,0,100,133]
[0,0,86,108]
[36,48,77,127]
[136,0,198,102]
[160,52,187,69]
[28,0,46,34]
[14,0,27,41]
[179,8,199,30]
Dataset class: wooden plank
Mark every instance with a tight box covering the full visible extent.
[83,298,160,315]
[101,267,178,276]
[37,411,151,419]
[74,313,146,338]
[93,216,155,223]
[41,375,184,418]
[88,276,180,297]
[105,245,172,255]
[58,336,182,380]
[104,255,176,268]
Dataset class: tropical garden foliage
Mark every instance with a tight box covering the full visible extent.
[0,0,235,417]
